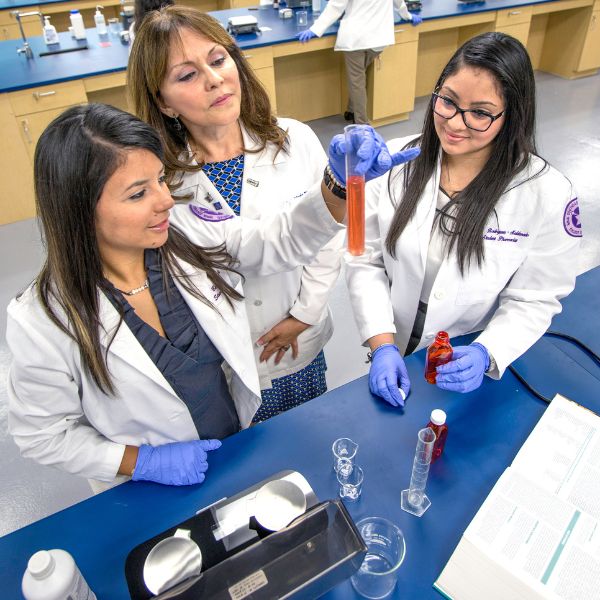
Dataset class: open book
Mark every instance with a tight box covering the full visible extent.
[434,394,600,600]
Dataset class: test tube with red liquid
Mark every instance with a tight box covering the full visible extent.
[345,124,367,256]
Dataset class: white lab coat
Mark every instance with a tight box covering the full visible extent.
[173,118,343,388]
[7,186,343,489]
[310,0,412,51]
[346,136,581,378]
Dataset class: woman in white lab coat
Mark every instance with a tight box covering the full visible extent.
[345,32,582,407]
[6,103,348,491]
[128,7,344,422]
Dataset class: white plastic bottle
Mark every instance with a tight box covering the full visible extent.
[22,549,97,600]
[94,5,107,35]
[69,9,87,40]
[42,16,59,45]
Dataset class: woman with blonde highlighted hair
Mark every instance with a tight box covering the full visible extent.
[127,6,344,422]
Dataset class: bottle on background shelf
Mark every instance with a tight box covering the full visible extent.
[94,5,107,35]
[42,16,59,45]
[69,10,87,40]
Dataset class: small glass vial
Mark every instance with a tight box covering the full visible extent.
[425,331,453,384]
[426,409,448,463]
[22,549,97,600]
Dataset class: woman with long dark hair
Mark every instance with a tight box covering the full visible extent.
[5,103,356,491]
[346,32,582,406]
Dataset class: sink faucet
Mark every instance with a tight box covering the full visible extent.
[11,10,44,59]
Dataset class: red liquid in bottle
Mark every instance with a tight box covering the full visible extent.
[347,174,365,256]
[426,409,448,463]
[425,331,453,384]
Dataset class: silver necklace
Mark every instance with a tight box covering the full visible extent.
[118,279,149,296]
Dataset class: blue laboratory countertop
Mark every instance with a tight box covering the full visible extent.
[0,0,569,93]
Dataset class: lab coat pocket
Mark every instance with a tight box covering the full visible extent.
[455,247,525,306]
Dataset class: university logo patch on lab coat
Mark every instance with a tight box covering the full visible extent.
[189,205,234,222]
[563,198,582,238]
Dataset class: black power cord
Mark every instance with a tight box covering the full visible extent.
[508,330,600,403]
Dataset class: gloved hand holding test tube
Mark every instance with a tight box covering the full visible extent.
[327,127,421,256]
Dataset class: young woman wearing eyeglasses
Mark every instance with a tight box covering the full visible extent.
[345,32,582,406]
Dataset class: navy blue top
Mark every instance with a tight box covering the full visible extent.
[202,154,244,215]
[105,249,240,440]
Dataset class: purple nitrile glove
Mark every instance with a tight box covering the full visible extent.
[327,126,421,185]
[132,439,222,486]
[368,344,411,407]
[298,29,316,43]
[435,343,490,393]
[410,14,423,25]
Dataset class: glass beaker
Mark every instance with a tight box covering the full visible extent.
[108,18,121,35]
[351,517,406,599]
[295,10,308,26]
[337,465,364,502]
[332,437,358,475]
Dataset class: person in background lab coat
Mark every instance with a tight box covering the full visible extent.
[6,103,350,492]
[345,32,582,407]
[128,7,345,423]
[298,0,422,124]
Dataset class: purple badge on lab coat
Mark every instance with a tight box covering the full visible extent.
[563,198,582,238]
[189,205,234,222]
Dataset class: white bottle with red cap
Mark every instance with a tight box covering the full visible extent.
[22,549,96,600]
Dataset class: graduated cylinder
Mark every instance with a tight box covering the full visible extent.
[345,124,366,256]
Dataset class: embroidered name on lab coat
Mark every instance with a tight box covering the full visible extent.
[211,284,222,302]
[483,227,529,243]
[246,178,259,187]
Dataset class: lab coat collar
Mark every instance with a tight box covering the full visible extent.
[240,121,287,169]
[97,260,260,401]
[97,290,178,397]
[414,151,443,271]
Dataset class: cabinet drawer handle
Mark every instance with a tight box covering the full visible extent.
[243,53,253,58]
[394,28,406,33]
[32,91,56,100]
[508,10,521,15]
[21,119,32,144]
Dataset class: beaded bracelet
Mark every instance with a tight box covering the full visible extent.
[323,164,347,199]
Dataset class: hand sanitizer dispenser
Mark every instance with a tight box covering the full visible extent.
[42,16,59,45]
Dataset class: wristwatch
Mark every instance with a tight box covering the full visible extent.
[323,165,346,199]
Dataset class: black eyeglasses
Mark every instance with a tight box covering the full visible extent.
[431,92,505,132]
